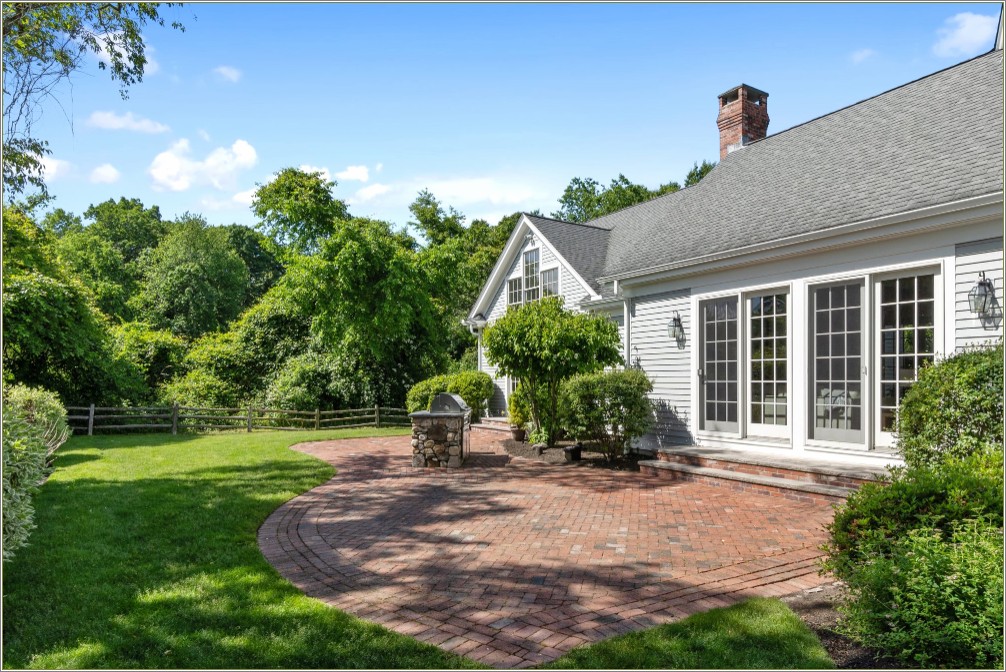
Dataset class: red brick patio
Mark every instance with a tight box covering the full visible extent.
[258,431,837,668]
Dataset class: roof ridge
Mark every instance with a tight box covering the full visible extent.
[524,212,613,231]
[744,49,1001,150]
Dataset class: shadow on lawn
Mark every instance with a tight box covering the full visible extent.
[0,457,481,669]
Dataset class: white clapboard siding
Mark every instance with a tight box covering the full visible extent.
[630,289,693,449]
[955,237,1004,351]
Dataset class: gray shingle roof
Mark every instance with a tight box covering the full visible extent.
[596,50,1004,280]
[524,214,611,293]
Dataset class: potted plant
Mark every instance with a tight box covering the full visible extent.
[507,383,529,442]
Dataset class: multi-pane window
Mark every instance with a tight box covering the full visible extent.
[507,278,522,306]
[523,250,540,302]
[811,282,863,441]
[701,297,738,431]
[541,268,559,297]
[879,274,935,432]
[750,293,788,426]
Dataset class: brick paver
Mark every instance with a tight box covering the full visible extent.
[258,430,836,668]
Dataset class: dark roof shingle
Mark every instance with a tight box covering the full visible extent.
[596,50,1004,280]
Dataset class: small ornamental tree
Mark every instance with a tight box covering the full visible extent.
[560,369,654,461]
[483,296,621,446]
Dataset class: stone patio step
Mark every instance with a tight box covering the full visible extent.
[654,446,889,488]
[472,417,514,434]
[639,460,856,504]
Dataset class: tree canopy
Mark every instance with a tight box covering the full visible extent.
[252,167,349,254]
[2,3,184,198]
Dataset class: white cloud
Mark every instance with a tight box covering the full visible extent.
[232,188,256,205]
[197,129,211,142]
[423,177,538,206]
[86,110,170,133]
[375,163,384,173]
[849,48,877,64]
[933,12,998,58]
[353,183,392,201]
[148,138,258,192]
[90,163,121,184]
[41,157,72,181]
[299,164,332,181]
[335,165,369,182]
[213,65,242,83]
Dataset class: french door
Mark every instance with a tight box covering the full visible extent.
[748,291,789,438]
[809,281,865,444]
[699,297,739,433]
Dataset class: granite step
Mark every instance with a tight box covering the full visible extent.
[639,460,856,505]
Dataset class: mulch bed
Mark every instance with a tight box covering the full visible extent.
[503,438,898,669]
[781,583,901,669]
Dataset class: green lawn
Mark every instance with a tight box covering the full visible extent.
[1,429,484,670]
[3,430,834,670]
[545,598,834,669]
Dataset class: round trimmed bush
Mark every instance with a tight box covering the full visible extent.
[897,341,1003,469]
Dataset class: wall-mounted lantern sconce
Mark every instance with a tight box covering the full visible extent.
[968,272,995,315]
[667,311,684,340]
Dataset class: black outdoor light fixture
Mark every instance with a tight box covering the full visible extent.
[667,311,684,340]
[968,271,995,315]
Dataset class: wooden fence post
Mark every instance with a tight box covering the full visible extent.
[87,403,95,436]
[247,407,253,432]
[314,408,320,430]
[375,405,381,428]
[171,403,179,435]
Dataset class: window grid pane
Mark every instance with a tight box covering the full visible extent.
[507,278,522,306]
[702,297,738,428]
[750,292,788,426]
[523,250,539,302]
[879,273,936,431]
[541,268,559,297]
[813,284,862,434]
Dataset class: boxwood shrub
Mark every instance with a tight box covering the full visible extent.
[559,368,654,461]
[897,340,1003,469]
[405,371,493,419]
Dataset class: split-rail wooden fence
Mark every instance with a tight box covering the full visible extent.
[65,404,411,435]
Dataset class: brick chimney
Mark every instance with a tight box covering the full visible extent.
[717,84,769,160]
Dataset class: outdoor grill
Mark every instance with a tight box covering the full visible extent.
[409,392,471,468]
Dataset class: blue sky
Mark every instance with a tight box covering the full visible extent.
[34,2,1003,231]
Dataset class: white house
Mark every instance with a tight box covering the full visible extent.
[465,47,1004,468]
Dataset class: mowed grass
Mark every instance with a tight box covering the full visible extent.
[3,429,835,670]
[1,429,484,670]
[544,598,834,669]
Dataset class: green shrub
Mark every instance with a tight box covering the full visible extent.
[111,321,187,400]
[263,351,371,412]
[507,381,530,428]
[446,370,493,419]
[560,369,654,461]
[405,374,451,413]
[824,449,1003,578]
[2,385,69,560]
[160,369,245,408]
[836,518,1003,669]
[405,371,494,418]
[897,341,1003,469]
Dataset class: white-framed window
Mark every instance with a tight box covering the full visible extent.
[541,268,559,297]
[876,270,937,435]
[523,249,540,302]
[507,278,522,306]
